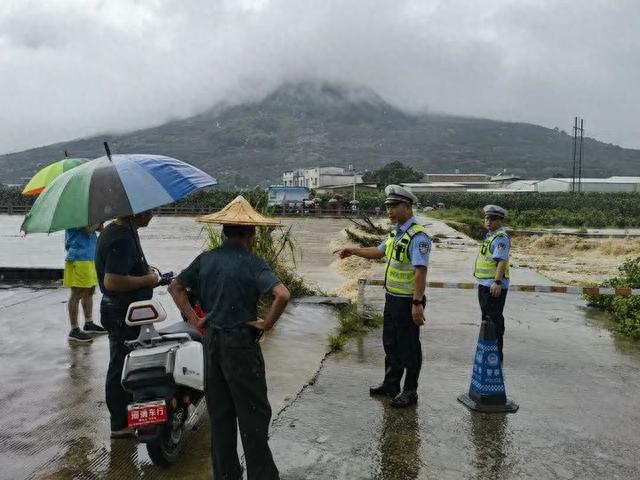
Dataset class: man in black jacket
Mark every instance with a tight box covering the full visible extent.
[95,211,159,438]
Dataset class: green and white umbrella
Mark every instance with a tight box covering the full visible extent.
[21,154,217,234]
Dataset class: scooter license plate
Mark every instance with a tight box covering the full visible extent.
[127,400,168,427]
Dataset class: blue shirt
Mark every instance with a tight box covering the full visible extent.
[476,227,510,290]
[65,228,97,262]
[377,216,431,268]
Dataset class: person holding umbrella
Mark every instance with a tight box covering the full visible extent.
[21,150,217,438]
[20,156,104,343]
[169,196,290,480]
[95,211,160,437]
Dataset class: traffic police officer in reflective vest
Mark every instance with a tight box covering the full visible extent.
[169,196,290,480]
[334,185,431,408]
[474,204,510,363]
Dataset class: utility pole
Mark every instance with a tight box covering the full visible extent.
[577,119,585,193]
[571,116,578,193]
[352,166,356,204]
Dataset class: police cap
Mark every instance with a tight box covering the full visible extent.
[384,185,418,205]
[483,204,507,219]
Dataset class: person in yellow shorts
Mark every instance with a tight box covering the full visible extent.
[63,224,106,343]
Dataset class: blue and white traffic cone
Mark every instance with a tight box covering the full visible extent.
[458,319,518,413]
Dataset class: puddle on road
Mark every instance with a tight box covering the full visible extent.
[0,215,352,479]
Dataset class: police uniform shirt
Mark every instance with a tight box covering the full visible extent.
[177,242,280,329]
[477,227,510,290]
[377,216,431,295]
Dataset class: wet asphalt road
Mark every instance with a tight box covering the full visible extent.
[2,215,640,479]
[268,217,640,479]
[0,215,349,479]
[0,287,341,480]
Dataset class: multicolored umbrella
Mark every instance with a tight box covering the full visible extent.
[21,158,88,196]
[21,154,217,234]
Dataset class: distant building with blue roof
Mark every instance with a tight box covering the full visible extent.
[267,186,310,206]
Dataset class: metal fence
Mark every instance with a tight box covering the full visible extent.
[0,205,29,215]
[1,204,378,218]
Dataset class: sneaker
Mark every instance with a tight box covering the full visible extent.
[84,321,107,334]
[68,328,93,343]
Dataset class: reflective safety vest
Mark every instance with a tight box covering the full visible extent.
[474,230,510,279]
[384,224,427,296]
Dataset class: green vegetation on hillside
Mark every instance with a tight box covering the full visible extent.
[2,82,640,187]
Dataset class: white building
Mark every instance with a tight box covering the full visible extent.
[504,180,540,192]
[400,182,467,194]
[536,177,640,193]
[282,167,363,189]
[423,173,490,183]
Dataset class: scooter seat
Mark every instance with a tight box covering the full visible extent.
[159,322,203,342]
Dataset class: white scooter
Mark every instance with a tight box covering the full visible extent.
[121,277,206,467]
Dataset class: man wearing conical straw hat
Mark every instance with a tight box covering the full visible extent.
[169,196,290,480]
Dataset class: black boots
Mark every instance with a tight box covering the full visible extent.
[370,384,418,407]
[390,390,418,408]
[369,383,400,398]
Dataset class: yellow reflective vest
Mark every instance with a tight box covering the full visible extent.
[383,224,427,296]
[474,230,510,280]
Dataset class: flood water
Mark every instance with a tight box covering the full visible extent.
[2,214,640,479]
[0,214,350,479]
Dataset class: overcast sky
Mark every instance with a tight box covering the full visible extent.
[1,0,638,154]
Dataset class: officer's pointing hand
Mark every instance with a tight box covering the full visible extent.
[411,304,426,326]
[333,248,353,259]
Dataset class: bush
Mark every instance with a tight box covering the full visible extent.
[328,303,383,351]
[418,192,640,215]
[585,257,640,339]
[345,228,384,247]
[427,204,640,229]
[0,186,33,206]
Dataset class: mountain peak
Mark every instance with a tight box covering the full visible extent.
[1,80,638,188]
[263,80,388,109]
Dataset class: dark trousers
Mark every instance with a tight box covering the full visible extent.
[101,304,139,431]
[382,294,422,393]
[478,285,508,363]
[205,327,279,480]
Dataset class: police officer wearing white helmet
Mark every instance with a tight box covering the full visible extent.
[334,185,431,408]
[474,204,510,363]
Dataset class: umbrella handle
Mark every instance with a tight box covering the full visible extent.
[103,141,112,160]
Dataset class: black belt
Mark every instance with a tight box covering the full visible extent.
[208,324,263,342]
